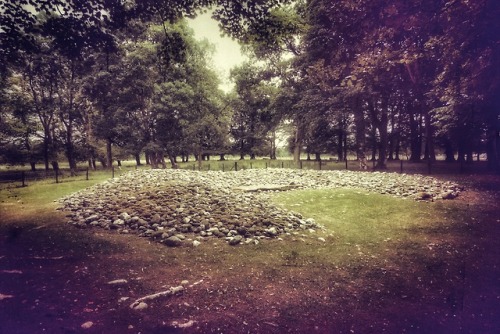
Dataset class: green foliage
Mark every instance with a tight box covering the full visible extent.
[2,0,498,171]
[285,0,499,167]
[229,63,281,158]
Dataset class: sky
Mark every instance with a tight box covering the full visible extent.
[187,11,248,92]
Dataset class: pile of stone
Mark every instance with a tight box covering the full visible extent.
[58,169,462,247]
[59,174,318,247]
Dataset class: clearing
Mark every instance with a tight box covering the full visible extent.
[1,169,499,333]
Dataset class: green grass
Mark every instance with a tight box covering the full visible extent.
[1,171,112,204]
[1,172,462,266]
[0,170,118,225]
[0,169,471,281]
[270,188,458,266]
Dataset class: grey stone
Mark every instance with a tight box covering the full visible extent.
[164,236,183,247]
[229,235,243,245]
[113,219,125,226]
[151,214,161,224]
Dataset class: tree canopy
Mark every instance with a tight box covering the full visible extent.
[1,0,499,172]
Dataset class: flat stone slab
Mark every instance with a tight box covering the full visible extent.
[234,184,300,192]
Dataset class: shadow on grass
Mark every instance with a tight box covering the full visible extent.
[1,218,123,259]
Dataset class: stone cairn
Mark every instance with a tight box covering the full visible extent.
[58,169,462,247]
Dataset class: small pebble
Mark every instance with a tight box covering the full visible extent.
[81,321,93,329]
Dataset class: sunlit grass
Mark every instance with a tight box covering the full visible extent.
[270,188,459,266]
[0,170,118,225]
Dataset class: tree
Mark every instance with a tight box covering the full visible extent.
[0,84,43,169]
[230,63,279,159]
[428,0,500,169]
[14,41,60,171]
[1,0,296,71]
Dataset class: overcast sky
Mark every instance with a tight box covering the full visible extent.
[187,11,248,92]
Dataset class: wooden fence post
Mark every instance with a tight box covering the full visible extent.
[86,168,89,180]
[345,159,348,170]
[21,171,26,187]
[55,169,59,183]
[234,161,238,171]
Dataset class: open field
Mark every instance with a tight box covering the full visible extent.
[0,158,494,188]
[1,165,499,333]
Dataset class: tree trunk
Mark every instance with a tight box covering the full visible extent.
[370,125,377,162]
[409,108,422,162]
[457,140,465,162]
[106,138,113,169]
[135,153,142,166]
[353,98,367,169]
[270,130,277,160]
[343,128,348,161]
[375,98,388,170]
[393,130,401,160]
[239,135,245,160]
[43,136,50,171]
[337,130,343,161]
[150,151,163,169]
[219,154,225,161]
[486,127,500,172]
[197,152,203,170]
[169,155,178,169]
[65,144,77,176]
[315,153,321,161]
[424,110,436,162]
[51,160,59,171]
[388,113,395,161]
[293,123,302,163]
[65,126,77,176]
[444,139,455,162]
[466,149,474,163]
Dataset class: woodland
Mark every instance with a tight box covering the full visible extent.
[2,2,500,333]
[1,0,499,173]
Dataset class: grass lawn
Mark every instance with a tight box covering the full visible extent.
[1,170,499,333]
